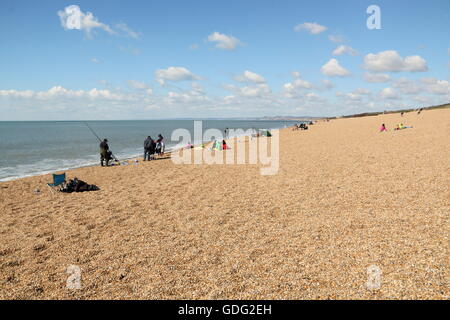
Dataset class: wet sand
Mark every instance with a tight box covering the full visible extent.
[0,108,448,299]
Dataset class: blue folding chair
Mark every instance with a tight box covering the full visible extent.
[47,173,66,193]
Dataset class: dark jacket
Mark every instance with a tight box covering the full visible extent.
[144,137,154,150]
[100,141,109,152]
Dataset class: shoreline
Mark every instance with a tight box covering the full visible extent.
[0,123,295,183]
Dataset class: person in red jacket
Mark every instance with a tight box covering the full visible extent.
[222,140,228,150]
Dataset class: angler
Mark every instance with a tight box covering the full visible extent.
[99,138,111,167]
[83,121,120,166]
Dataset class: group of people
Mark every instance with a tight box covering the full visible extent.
[98,134,165,166]
[143,134,165,161]
[293,123,309,130]
[210,139,229,150]
[379,123,413,132]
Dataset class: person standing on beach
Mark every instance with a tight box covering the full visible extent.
[144,136,154,161]
[156,134,164,156]
[100,138,110,166]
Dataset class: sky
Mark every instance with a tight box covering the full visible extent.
[0,0,449,120]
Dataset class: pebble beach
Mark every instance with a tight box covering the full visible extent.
[0,108,448,299]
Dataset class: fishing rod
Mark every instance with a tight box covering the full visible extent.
[83,121,120,163]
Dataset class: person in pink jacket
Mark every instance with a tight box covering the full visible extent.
[379,123,387,132]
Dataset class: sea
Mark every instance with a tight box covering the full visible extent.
[0,120,299,182]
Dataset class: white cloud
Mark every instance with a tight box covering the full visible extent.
[127,80,152,95]
[283,79,313,98]
[127,80,147,89]
[328,34,345,43]
[91,58,100,63]
[321,58,350,77]
[304,92,322,101]
[223,83,271,98]
[363,50,428,72]
[154,67,201,85]
[353,88,371,95]
[235,70,266,83]
[346,93,362,101]
[336,91,363,101]
[363,72,390,83]
[165,90,209,105]
[379,87,400,100]
[0,89,35,98]
[191,82,204,93]
[421,78,450,95]
[0,86,131,101]
[207,32,242,50]
[116,23,141,39]
[392,78,422,95]
[58,5,115,37]
[332,45,358,56]
[412,95,433,104]
[294,22,327,34]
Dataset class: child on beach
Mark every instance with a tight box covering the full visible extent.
[379,123,387,132]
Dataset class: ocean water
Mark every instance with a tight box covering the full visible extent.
[0,120,298,181]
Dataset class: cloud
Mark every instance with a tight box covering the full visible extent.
[392,78,422,95]
[321,58,350,77]
[328,34,345,43]
[332,45,358,56]
[154,67,201,85]
[90,58,100,64]
[412,95,433,104]
[363,72,390,83]
[239,84,271,98]
[0,86,131,101]
[207,32,242,50]
[336,91,363,101]
[421,78,450,95]
[165,90,209,105]
[58,5,115,37]
[294,22,327,34]
[116,23,141,39]
[379,87,400,100]
[235,70,266,83]
[363,50,428,72]
[127,80,152,95]
[353,88,371,95]
[304,92,323,101]
[223,83,271,98]
[283,79,313,98]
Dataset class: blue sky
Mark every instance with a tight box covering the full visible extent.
[0,0,449,120]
